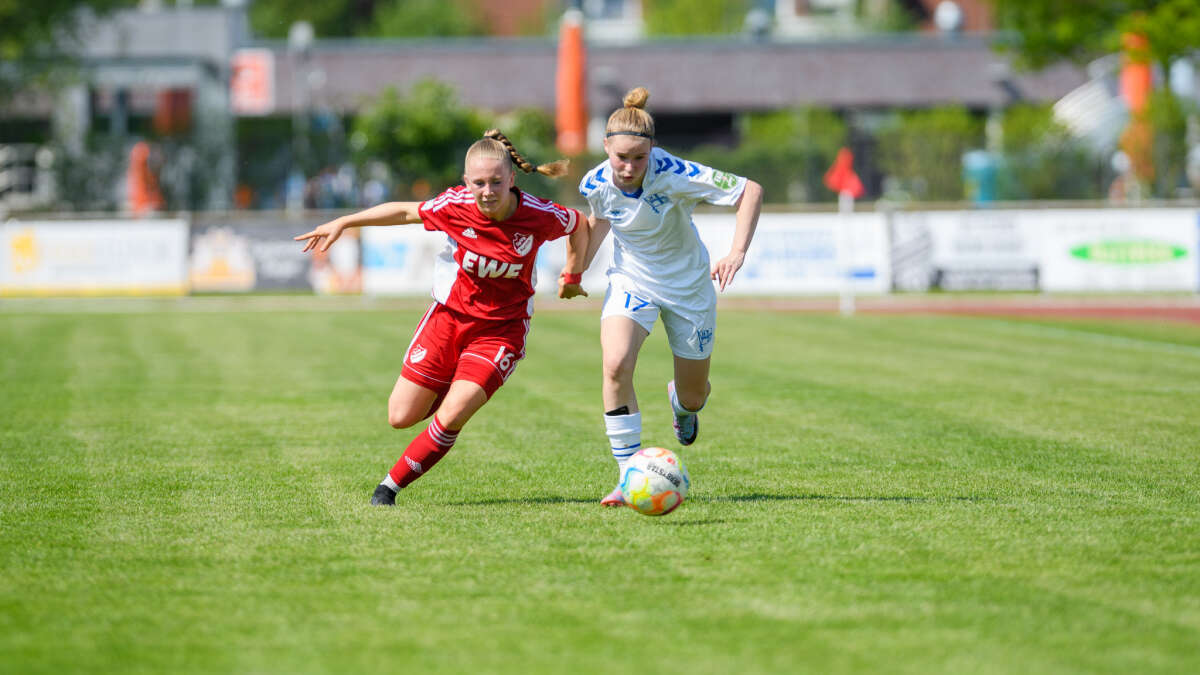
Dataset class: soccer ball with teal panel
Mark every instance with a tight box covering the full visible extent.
[620,447,690,516]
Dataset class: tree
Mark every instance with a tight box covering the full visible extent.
[0,0,129,102]
[349,79,489,200]
[876,107,983,202]
[998,104,1102,200]
[990,0,1200,75]
[349,79,568,202]
[685,108,848,203]
[248,0,485,39]
[992,1,1200,197]
[1146,88,1198,197]
[644,0,753,37]
[369,0,487,38]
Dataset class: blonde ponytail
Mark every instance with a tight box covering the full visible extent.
[481,129,570,178]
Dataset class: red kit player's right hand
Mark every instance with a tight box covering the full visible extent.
[295,220,346,253]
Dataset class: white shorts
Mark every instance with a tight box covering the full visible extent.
[601,273,716,360]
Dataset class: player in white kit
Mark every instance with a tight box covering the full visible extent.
[564,87,763,506]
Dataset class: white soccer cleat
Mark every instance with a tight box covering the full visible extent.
[600,486,627,507]
[667,380,699,446]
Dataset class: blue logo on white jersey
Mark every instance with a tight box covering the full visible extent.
[580,167,609,196]
[655,156,701,177]
[605,207,628,220]
[644,193,670,213]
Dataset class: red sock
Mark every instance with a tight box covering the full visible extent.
[388,416,460,489]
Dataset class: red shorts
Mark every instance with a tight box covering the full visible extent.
[400,303,529,399]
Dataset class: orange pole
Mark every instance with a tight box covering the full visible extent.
[1119,32,1151,115]
[127,141,164,216]
[1118,31,1154,186]
[555,9,588,156]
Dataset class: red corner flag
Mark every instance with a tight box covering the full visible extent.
[823,147,864,198]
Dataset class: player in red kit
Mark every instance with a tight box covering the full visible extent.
[295,130,589,505]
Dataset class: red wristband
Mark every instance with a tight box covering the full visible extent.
[560,271,583,285]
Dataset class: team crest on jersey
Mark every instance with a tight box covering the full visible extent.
[512,232,533,256]
[409,345,427,364]
[644,193,670,214]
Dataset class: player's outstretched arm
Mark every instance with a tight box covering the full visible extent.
[295,201,423,252]
[711,180,763,291]
[582,214,611,271]
[558,208,590,299]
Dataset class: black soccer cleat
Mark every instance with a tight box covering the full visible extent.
[370,484,397,506]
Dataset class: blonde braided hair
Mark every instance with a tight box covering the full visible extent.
[474,129,569,178]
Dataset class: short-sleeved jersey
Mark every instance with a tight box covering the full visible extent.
[579,147,747,305]
[418,186,579,321]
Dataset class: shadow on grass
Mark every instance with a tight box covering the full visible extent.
[441,493,993,507]
[658,519,728,526]
[443,496,598,506]
[698,493,994,503]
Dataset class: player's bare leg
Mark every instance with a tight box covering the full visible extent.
[668,355,711,446]
[374,379,489,506]
[600,315,648,413]
[599,316,649,506]
[387,376,441,429]
[430,379,489,431]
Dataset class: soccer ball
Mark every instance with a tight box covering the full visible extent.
[620,447,690,516]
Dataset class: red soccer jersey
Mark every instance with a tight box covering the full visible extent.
[418,186,580,321]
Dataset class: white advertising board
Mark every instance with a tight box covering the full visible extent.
[1,219,189,295]
[362,207,1200,297]
[364,224,613,297]
[360,226,451,296]
[693,212,890,295]
[364,213,891,297]
[1030,208,1198,292]
[890,210,1040,291]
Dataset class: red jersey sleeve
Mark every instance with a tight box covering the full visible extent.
[521,193,582,242]
[418,187,474,233]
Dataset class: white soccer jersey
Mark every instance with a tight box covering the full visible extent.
[579,147,747,308]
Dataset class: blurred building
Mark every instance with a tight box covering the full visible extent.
[0,5,246,212]
[1,1,1090,210]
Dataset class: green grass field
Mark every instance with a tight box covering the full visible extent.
[2,297,1199,674]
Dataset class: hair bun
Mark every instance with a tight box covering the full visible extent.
[622,87,650,109]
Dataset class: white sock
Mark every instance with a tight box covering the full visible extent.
[381,475,400,492]
[604,412,642,479]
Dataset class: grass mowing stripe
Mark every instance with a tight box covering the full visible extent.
[2,306,1198,674]
[719,314,1197,455]
[985,317,1200,359]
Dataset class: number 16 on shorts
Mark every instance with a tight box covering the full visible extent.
[492,345,520,380]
